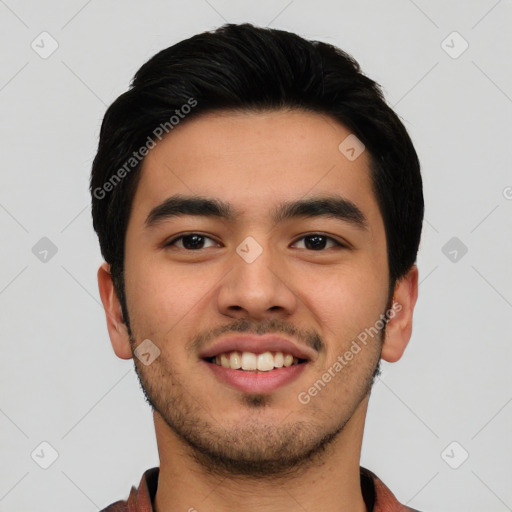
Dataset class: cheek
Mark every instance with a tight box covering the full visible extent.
[302,262,386,314]
[297,264,387,352]
[124,257,216,334]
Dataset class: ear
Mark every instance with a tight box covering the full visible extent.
[97,262,133,360]
[380,264,419,363]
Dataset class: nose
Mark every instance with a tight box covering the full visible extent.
[216,237,298,321]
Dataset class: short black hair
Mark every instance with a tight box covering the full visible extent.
[90,23,423,330]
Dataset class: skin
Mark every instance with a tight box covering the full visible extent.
[98,109,418,512]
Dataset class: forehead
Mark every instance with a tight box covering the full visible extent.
[129,109,380,228]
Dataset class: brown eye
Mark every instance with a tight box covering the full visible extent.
[166,234,218,250]
[292,234,344,250]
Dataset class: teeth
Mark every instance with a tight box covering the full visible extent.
[229,351,241,369]
[283,354,294,367]
[211,351,302,371]
[257,352,274,372]
[241,352,257,370]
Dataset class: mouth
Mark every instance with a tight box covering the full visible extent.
[202,350,309,394]
[204,350,307,371]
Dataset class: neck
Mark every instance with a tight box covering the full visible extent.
[153,396,370,512]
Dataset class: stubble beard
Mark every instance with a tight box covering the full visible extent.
[131,334,383,480]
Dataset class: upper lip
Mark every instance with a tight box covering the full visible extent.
[199,335,317,361]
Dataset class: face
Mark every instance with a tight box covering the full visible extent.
[106,109,402,476]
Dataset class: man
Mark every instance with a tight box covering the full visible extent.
[91,23,424,512]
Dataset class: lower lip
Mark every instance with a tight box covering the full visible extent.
[204,360,308,394]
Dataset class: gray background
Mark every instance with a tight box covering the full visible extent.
[1,1,511,511]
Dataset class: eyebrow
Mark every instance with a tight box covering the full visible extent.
[145,194,369,231]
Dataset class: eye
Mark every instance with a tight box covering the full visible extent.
[292,234,345,251]
[165,233,219,250]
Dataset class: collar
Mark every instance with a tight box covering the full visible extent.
[104,466,420,512]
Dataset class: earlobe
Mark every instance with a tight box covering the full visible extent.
[380,265,419,363]
[97,262,133,360]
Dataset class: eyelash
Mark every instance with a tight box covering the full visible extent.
[164,233,346,251]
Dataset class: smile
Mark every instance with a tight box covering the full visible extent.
[203,351,309,394]
[207,350,304,371]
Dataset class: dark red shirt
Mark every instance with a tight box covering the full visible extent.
[99,466,422,512]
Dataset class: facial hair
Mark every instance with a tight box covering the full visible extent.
[130,315,385,480]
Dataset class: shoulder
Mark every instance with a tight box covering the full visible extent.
[98,467,159,512]
[99,500,128,512]
[361,466,426,512]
